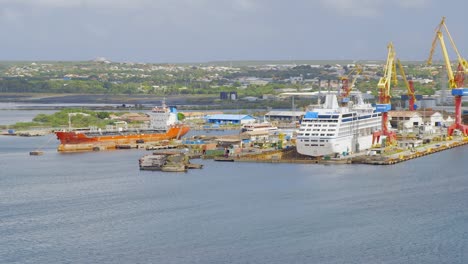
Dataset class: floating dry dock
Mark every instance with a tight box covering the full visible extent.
[351,139,468,165]
[210,137,468,165]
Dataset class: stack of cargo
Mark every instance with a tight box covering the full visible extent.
[139,153,202,172]
[139,154,167,170]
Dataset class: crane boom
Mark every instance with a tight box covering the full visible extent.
[442,23,468,71]
[436,31,456,87]
[427,17,468,136]
[428,17,468,72]
[340,64,362,100]
[377,43,397,104]
[427,17,445,66]
[396,59,416,110]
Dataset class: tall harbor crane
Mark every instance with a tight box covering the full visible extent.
[396,59,416,111]
[373,42,397,146]
[427,17,468,136]
[339,65,362,104]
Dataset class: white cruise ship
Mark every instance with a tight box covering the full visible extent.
[296,93,382,157]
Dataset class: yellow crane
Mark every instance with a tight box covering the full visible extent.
[396,59,417,111]
[427,17,468,136]
[373,42,397,146]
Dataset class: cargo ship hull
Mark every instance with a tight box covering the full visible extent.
[56,125,190,152]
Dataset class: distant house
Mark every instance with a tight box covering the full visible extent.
[242,96,259,102]
[289,76,303,84]
[182,111,223,120]
[388,110,453,134]
[245,77,270,86]
[388,111,423,130]
[262,94,277,100]
[417,110,444,127]
[206,114,256,125]
[418,110,455,127]
[241,130,270,142]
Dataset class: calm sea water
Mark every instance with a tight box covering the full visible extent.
[0,110,58,126]
[1,111,468,263]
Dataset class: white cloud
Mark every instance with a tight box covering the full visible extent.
[319,0,384,17]
[394,0,431,8]
[0,0,260,10]
[0,7,23,22]
[234,0,257,10]
[0,0,172,9]
[320,0,431,17]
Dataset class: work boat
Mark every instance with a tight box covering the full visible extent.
[296,93,382,157]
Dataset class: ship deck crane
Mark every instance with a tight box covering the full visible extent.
[396,59,417,111]
[373,42,397,146]
[427,17,468,136]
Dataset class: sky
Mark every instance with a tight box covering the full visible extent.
[0,0,466,63]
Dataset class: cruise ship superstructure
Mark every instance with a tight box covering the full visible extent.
[296,93,382,157]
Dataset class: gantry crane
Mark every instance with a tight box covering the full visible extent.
[396,59,417,111]
[373,42,397,146]
[427,17,468,136]
[339,65,362,104]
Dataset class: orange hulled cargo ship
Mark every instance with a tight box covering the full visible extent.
[55,101,190,152]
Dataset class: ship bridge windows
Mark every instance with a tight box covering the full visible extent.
[342,113,353,118]
[318,115,339,119]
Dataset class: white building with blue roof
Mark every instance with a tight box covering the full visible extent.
[206,114,256,125]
